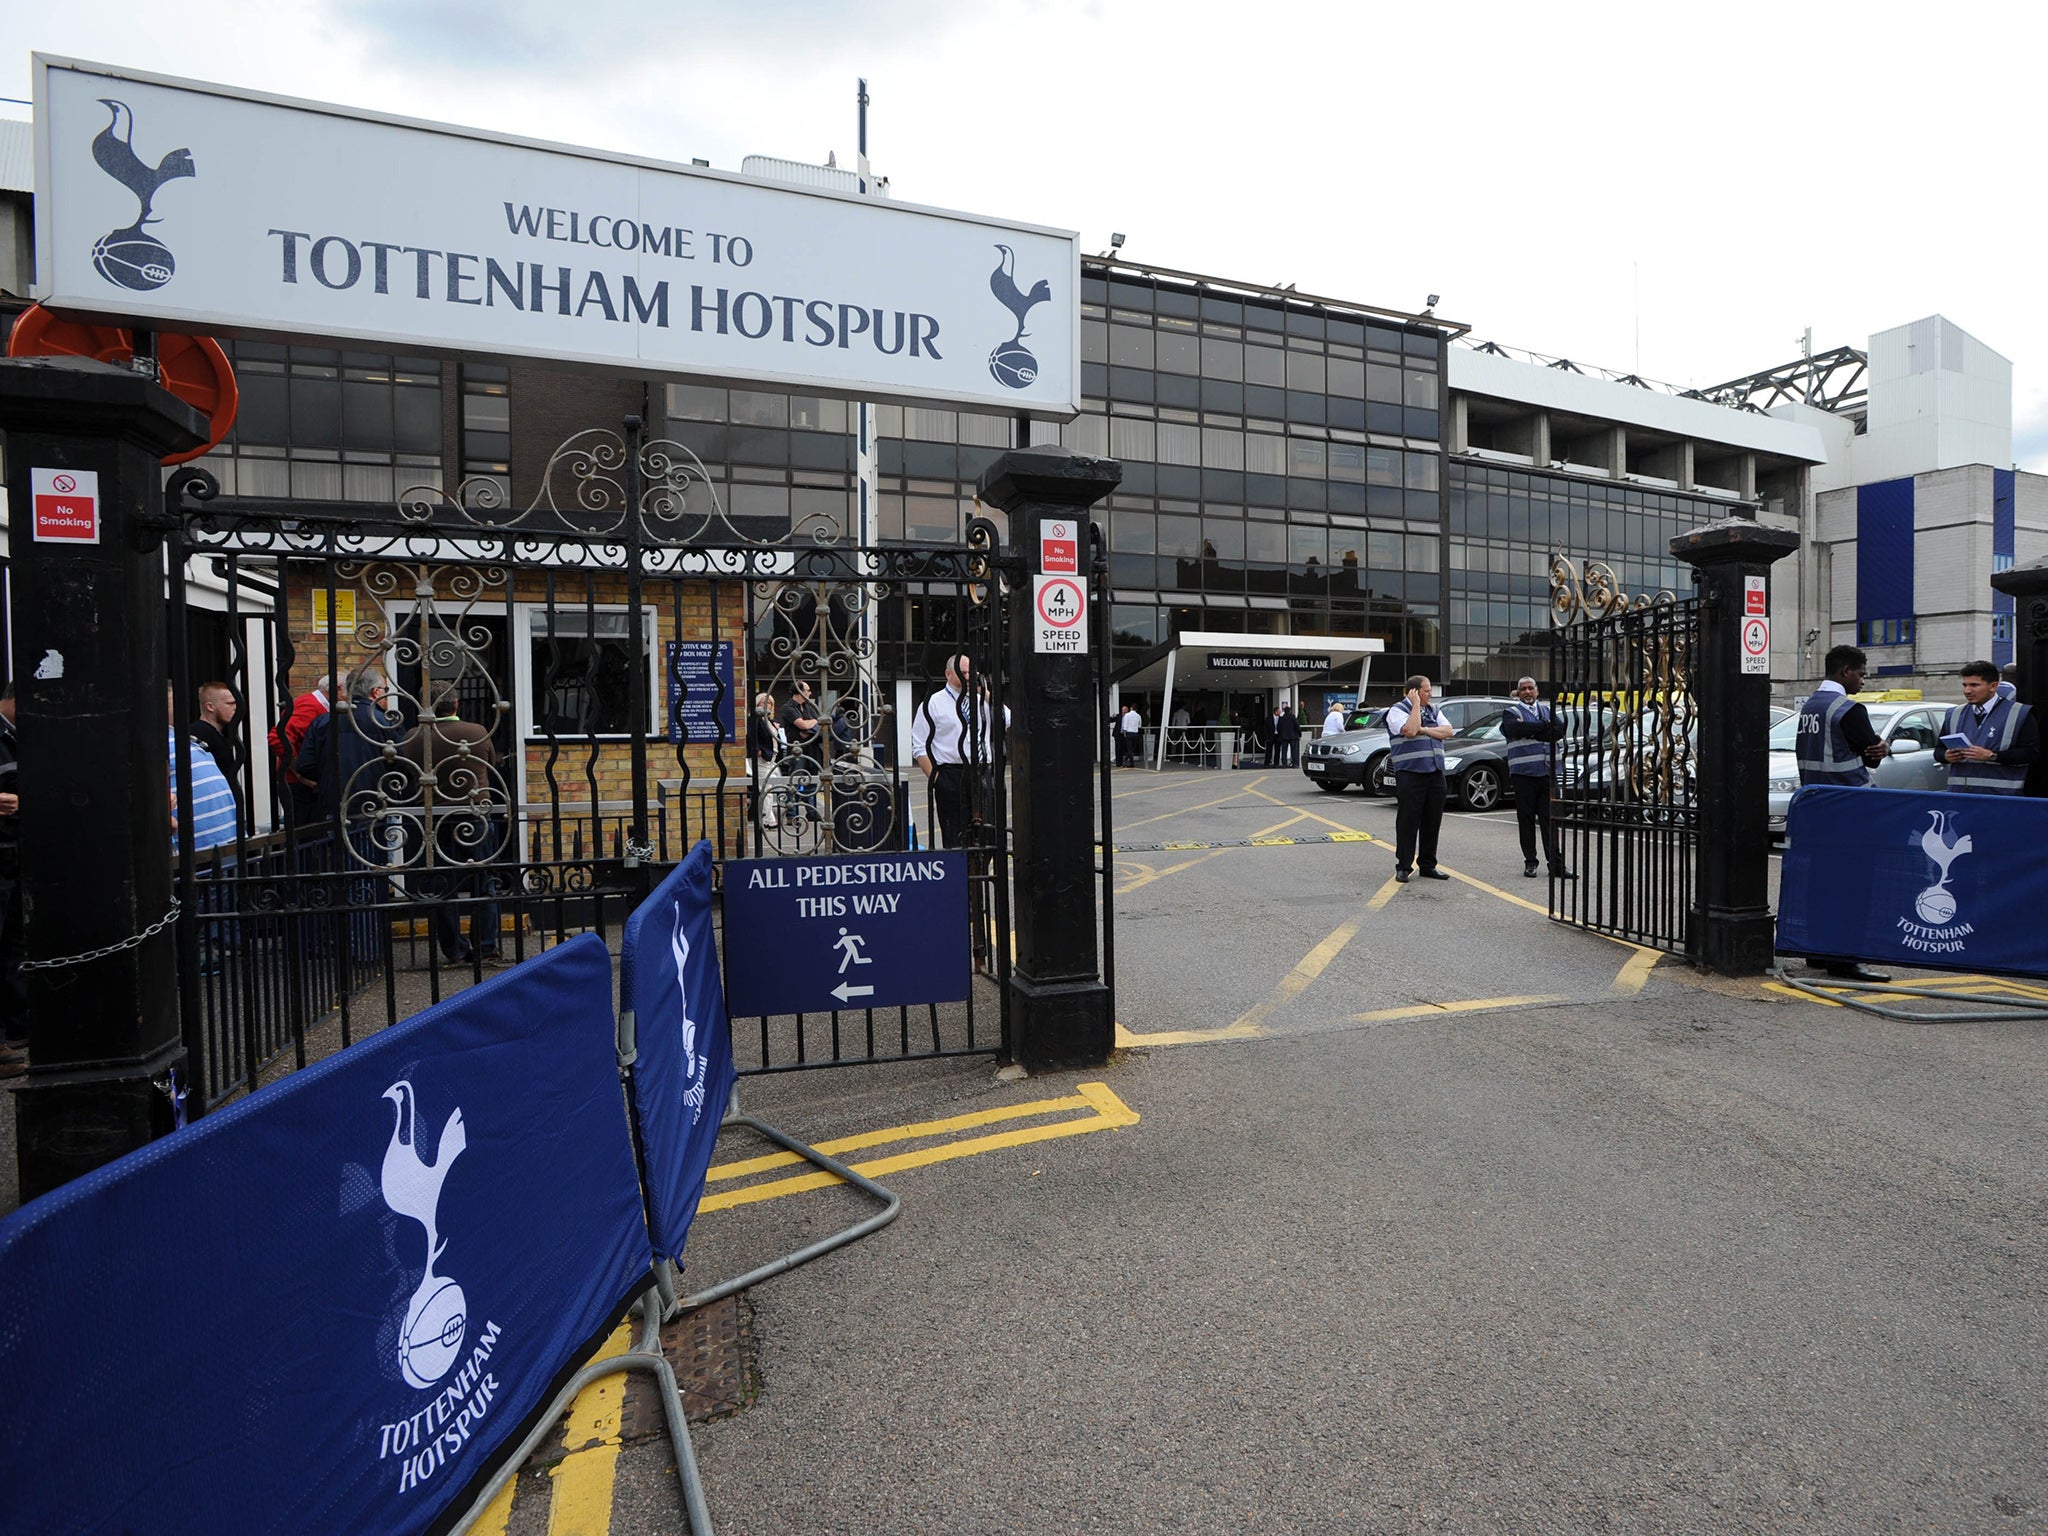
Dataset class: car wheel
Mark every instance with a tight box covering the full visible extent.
[1314,780,1348,794]
[1459,764,1504,812]
[1367,753,1391,796]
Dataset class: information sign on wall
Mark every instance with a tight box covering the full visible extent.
[35,55,1080,417]
[665,640,736,745]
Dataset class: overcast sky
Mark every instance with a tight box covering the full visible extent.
[6,0,2043,467]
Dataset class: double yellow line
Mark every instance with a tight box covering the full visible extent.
[700,1082,1139,1211]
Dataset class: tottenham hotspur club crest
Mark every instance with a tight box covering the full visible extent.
[1913,809,1972,927]
[987,244,1051,390]
[381,1079,469,1388]
[89,99,195,292]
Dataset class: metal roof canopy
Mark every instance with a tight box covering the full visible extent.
[1110,631,1384,771]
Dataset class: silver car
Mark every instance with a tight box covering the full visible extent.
[1302,696,1517,795]
[1767,701,1957,836]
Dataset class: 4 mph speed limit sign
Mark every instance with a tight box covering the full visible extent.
[1033,574,1088,654]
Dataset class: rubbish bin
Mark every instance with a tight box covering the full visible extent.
[830,761,907,853]
[1216,729,1237,768]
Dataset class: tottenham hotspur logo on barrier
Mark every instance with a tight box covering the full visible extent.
[380,1079,468,1388]
[88,99,195,292]
[1897,809,1976,955]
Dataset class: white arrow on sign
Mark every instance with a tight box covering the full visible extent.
[832,982,876,1003]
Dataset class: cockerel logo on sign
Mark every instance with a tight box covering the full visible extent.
[88,99,195,292]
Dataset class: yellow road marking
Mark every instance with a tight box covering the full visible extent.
[1116,847,1225,896]
[1350,993,1565,1024]
[1228,912,1364,1034]
[1365,875,1404,912]
[469,1480,515,1536]
[1115,1018,1265,1047]
[1612,946,1661,995]
[699,1083,1137,1211]
[707,1093,1101,1181]
[1764,980,1842,1006]
[544,1319,634,1536]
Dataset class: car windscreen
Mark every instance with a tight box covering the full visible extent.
[1768,716,1797,751]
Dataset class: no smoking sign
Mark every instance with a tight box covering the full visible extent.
[1033,574,1088,655]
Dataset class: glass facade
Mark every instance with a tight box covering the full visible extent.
[199,341,445,502]
[1447,461,1722,692]
[1059,270,1450,689]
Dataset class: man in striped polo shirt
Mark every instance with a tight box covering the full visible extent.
[168,684,237,853]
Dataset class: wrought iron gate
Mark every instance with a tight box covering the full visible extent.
[1547,555,1702,956]
[162,421,1107,1113]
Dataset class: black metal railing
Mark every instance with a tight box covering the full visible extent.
[160,429,1055,1106]
[1549,575,1702,956]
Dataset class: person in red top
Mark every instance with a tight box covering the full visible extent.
[270,673,335,826]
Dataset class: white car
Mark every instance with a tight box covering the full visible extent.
[1767,701,1958,837]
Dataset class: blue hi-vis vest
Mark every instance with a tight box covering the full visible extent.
[1504,702,1553,778]
[1386,704,1446,775]
[1795,691,1870,787]
[1944,698,2032,794]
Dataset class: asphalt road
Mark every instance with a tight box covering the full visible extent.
[576,766,2048,1535]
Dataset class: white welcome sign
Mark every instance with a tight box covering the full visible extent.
[33,55,1079,417]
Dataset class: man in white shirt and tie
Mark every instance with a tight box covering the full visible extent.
[912,653,1010,848]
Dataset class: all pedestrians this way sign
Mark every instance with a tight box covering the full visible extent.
[34,55,1079,417]
[722,853,969,1017]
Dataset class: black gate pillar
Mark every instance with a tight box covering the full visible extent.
[1672,516,1800,975]
[0,356,207,1200]
[1990,555,2048,797]
[978,446,1121,1072]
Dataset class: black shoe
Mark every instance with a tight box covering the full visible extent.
[0,1042,25,1080]
[1524,860,1539,878]
[1395,868,1411,883]
[1420,868,1451,881]
[1550,868,1577,881]
[1825,963,1892,983]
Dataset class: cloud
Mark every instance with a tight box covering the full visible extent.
[333,0,964,75]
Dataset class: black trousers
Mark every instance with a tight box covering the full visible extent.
[1393,771,1446,874]
[931,763,995,849]
[1513,774,1563,868]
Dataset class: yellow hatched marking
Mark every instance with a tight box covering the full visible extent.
[1763,980,1842,1006]
[1118,783,1270,831]
[1229,912,1365,1034]
[543,1319,634,1535]
[1365,875,1404,913]
[1115,1018,1265,1047]
[1350,994,1565,1024]
[698,1083,1138,1212]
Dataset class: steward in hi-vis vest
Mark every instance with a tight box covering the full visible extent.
[1500,676,1574,881]
[1791,646,1893,985]
[1942,660,2039,795]
[1385,675,1454,884]
[1796,646,1886,789]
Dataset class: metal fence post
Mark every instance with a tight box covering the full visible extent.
[0,356,206,1199]
[977,445,1121,1072]
[1672,516,1799,975]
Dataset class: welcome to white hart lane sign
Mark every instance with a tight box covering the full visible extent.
[33,55,1080,418]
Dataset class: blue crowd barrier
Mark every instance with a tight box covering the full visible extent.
[620,842,737,1264]
[1779,787,2048,978]
[0,933,652,1536]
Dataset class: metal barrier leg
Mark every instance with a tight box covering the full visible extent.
[675,1086,903,1316]
[1769,965,2048,1024]
[449,1285,715,1536]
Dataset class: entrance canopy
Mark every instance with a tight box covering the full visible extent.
[1110,631,1384,770]
[1110,630,1383,694]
